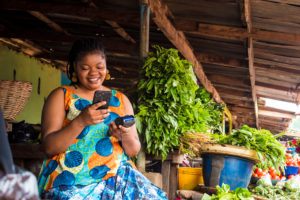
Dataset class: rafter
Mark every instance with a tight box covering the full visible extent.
[148,0,222,102]
[0,0,139,25]
[28,11,71,36]
[80,0,136,43]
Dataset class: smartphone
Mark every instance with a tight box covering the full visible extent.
[93,90,112,110]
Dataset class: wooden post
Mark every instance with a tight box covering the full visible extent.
[136,0,150,173]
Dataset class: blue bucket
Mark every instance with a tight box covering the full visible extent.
[285,166,299,176]
[202,154,255,190]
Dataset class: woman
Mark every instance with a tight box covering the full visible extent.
[38,38,167,199]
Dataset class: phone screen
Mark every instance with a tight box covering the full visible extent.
[93,90,112,110]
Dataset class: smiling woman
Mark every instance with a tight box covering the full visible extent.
[37,38,167,200]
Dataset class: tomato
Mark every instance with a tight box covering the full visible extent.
[269,166,275,172]
[270,170,277,177]
[286,153,292,159]
[252,173,258,177]
[288,175,294,179]
[254,168,262,174]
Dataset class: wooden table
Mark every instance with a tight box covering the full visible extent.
[10,143,45,176]
[147,151,184,200]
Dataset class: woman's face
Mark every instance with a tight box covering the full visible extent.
[74,52,107,91]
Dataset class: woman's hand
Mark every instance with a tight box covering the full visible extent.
[76,101,110,127]
[109,122,130,141]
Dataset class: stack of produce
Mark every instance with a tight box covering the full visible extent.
[202,184,254,200]
[211,125,286,173]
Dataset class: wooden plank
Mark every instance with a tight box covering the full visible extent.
[256,85,298,103]
[255,49,300,66]
[0,0,139,25]
[195,52,248,68]
[255,63,300,77]
[174,20,300,45]
[258,110,296,119]
[203,64,250,77]
[254,58,300,71]
[256,0,300,6]
[244,0,258,128]
[162,161,171,198]
[252,0,300,24]
[255,69,300,84]
[256,81,299,93]
[213,83,251,92]
[259,106,295,115]
[149,0,222,102]
[28,11,71,36]
[169,164,178,200]
[207,74,251,88]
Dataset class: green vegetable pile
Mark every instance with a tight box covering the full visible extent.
[250,175,300,199]
[212,125,286,172]
[135,46,213,160]
[202,184,254,200]
[195,87,224,134]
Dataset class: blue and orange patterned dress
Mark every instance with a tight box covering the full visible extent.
[38,86,167,200]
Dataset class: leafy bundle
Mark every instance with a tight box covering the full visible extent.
[212,125,286,172]
[202,184,254,200]
[135,46,211,160]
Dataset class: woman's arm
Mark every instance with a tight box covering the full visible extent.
[109,94,141,157]
[42,88,109,157]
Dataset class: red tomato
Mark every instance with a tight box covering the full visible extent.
[288,175,294,179]
[286,153,292,159]
[269,166,275,172]
[254,168,262,174]
[252,173,258,177]
[270,170,277,177]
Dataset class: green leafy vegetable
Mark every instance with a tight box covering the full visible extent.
[212,125,286,172]
[202,184,254,200]
[136,46,214,160]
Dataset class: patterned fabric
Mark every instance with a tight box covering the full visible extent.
[42,163,167,200]
[38,86,135,195]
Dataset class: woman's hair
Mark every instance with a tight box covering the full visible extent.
[66,38,106,84]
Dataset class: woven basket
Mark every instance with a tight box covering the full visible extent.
[0,80,33,120]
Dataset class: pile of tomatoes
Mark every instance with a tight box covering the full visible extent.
[252,153,300,181]
[285,153,300,167]
[252,167,287,180]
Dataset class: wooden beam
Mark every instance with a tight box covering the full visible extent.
[0,0,139,25]
[195,52,248,68]
[258,110,296,119]
[149,0,222,102]
[79,0,136,43]
[174,20,300,45]
[244,0,258,128]
[28,11,71,36]
[206,74,251,88]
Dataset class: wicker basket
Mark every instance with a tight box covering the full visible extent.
[0,80,33,120]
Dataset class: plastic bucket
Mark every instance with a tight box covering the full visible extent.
[178,167,204,190]
[202,154,255,190]
[285,166,299,176]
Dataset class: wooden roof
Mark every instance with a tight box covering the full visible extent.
[0,0,299,134]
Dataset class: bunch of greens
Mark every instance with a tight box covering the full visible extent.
[202,184,254,200]
[135,46,211,160]
[195,87,224,133]
[250,175,300,199]
[212,125,286,172]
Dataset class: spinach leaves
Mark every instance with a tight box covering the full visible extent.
[213,125,286,172]
[135,46,212,160]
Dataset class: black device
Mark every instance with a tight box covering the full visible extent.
[93,90,112,110]
[115,115,135,127]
